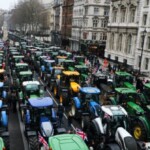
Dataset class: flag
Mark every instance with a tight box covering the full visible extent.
[38,132,49,150]
[76,128,88,141]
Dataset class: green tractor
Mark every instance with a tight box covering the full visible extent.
[74,56,85,65]
[48,134,88,150]
[62,59,75,71]
[114,71,134,88]
[108,87,150,141]
[74,65,89,84]
[53,71,80,105]
[143,83,150,102]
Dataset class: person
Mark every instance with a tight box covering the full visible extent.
[57,103,64,127]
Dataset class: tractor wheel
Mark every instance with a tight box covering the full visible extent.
[71,103,77,117]
[3,137,10,150]
[28,136,39,150]
[105,144,120,150]
[81,116,90,131]
[132,119,147,141]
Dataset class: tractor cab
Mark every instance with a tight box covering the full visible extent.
[12,55,24,64]
[48,134,89,150]
[114,71,134,88]
[56,56,67,65]
[75,65,89,83]
[62,59,75,71]
[74,56,85,65]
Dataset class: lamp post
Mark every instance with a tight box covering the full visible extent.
[139,28,147,74]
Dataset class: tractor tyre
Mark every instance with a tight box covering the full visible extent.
[61,92,68,106]
[81,116,90,131]
[132,119,147,141]
[105,144,120,150]
[71,103,77,117]
[3,137,10,150]
[28,136,39,150]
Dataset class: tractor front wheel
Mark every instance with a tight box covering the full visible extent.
[28,136,39,150]
[132,119,147,141]
[3,137,10,150]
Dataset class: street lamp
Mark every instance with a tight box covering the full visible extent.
[139,28,147,74]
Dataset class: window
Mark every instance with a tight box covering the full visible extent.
[113,10,117,22]
[143,14,147,25]
[94,7,99,15]
[83,32,88,39]
[118,34,122,51]
[101,19,108,28]
[145,0,149,5]
[145,58,149,70]
[121,9,126,22]
[85,7,88,15]
[147,37,150,49]
[92,33,97,40]
[127,35,132,54]
[104,8,109,16]
[130,9,135,23]
[111,33,114,50]
[93,19,98,27]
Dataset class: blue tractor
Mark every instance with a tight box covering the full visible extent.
[71,87,101,128]
[21,97,58,150]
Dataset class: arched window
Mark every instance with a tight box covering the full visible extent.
[118,34,122,51]
[127,35,132,54]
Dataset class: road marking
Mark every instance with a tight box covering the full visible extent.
[39,78,76,131]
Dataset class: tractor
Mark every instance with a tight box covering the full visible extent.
[71,87,101,126]
[84,105,145,150]
[48,134,89,150]
[74,65,89,84]
[55,56,67,65]
[21,97,57,150]
[113,71,134,88]
[108,87,150,141]
[53,71,80,105]
[48,66,64,89]
[74,56,85,65]
[0,100,9,150]
[143,83,150,102]
[62,59,75,71]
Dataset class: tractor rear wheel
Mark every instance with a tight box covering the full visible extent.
[71,103,77,117]
[132,119,147,141]
[3,137,10,150]
[28,136,39,150]
[81,116,90,131]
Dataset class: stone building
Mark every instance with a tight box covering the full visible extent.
[105,0,140,68]
[134,0,150,75]
[61,0,74,48]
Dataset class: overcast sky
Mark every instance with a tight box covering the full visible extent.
[0,0,19,10]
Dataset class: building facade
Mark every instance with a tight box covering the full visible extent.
[51,0,63,46]
[61,0,74,48]
[134,0,150,75]
[105,0,140,68]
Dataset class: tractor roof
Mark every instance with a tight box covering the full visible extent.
[115,88,136,94]
[15,63,28,66]
[115,71,132,76]
[0,69,5,73]
[64,59,74,63]
[28,97,53,107]
[144,83,150,88]
[80,87,100,94]
[74,56,85,58]
[13,55,24,58]
[57,56,67,59]
[48,134,88,150]
[53,66,64,70]
[22,81,40,86]
[102,105,128,116]
[19,71,32,75]
[63,71,80,76]
[44,59,55,63]
[40,56,47,59]
[75,65,88,69]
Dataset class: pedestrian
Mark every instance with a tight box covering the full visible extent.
[57,103,64,127]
